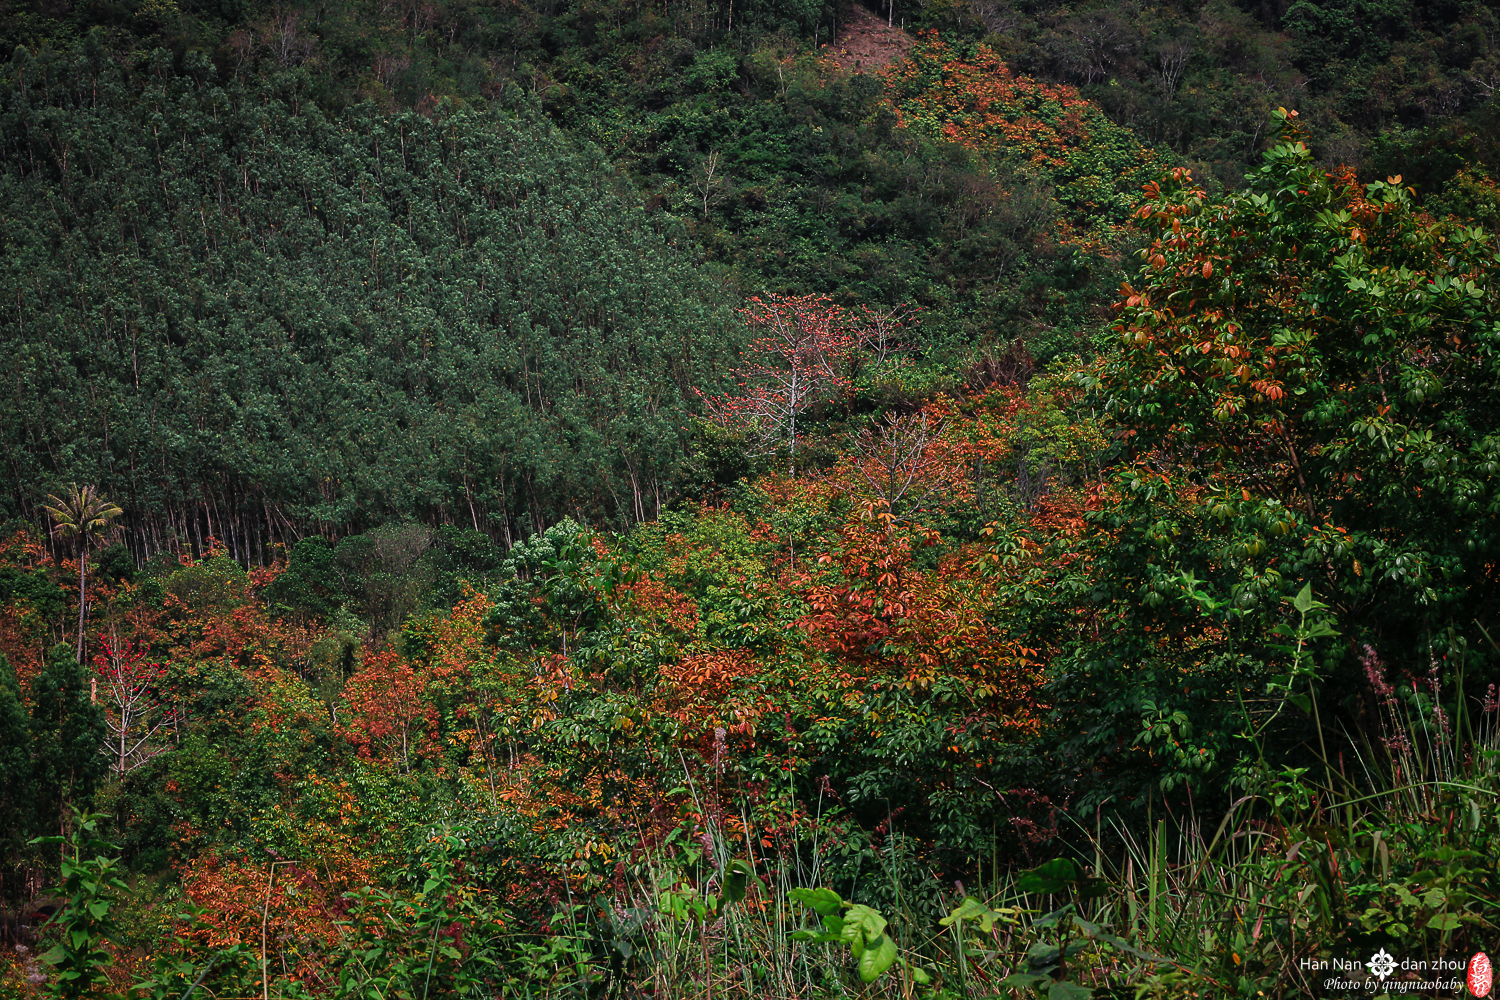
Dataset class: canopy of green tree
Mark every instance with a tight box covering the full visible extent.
[0,49,739,553]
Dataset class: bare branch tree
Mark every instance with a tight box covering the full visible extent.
[852,302,920,370]
[699,295,859,474]
[258,9,316,67]
[93,639,178,781]
[694,149,732,221]
[850,411,964,525]
[1158,41,1192,100]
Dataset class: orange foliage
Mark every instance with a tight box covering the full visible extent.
[802,507,1042,730]
[619,576,699,635]
[657,650,762,733]
[0,530,54,687]
[884,32,1157,250]
[885,34,1099,169]
[339,651,439,769]
[423,588,492,682]
[179,851,352,982]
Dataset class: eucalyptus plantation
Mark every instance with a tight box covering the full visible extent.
[0,42,739,558]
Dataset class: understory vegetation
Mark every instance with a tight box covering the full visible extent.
[1,0,1498,998]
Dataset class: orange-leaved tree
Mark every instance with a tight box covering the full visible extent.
[340,651,437,771]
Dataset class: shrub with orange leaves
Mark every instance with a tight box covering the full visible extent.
[339,651,439,770]
[658,650,760,729]
[178,851,349,982]
[884,32,1159,249]
[0,529,60,686]
[801,505,1043,727]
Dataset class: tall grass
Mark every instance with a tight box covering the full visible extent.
[504,660,1500,1000]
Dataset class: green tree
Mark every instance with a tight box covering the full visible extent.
[0,651,34,903]
[1057,109,1500,806]
[1098,109,1499,650]
[31,811,126,1000]
[40,485,123,661]
[31,646,106,842]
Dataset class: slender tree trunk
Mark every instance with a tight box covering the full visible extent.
[788,409,797,477]
[76,541,87,661]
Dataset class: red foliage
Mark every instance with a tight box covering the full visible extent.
[91,638,177,780]
[339,651,439,769]
[699,294,860,468]
[801,503,1043,727]
[0,529,54,687]
[620,576,699,635]
[658,650,761,731]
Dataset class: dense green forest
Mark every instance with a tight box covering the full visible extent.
[1,0,1499,997]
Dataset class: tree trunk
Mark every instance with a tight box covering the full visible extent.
[76,540,88,662]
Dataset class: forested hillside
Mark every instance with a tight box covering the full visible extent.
[1,0,1499,998]
[0,55,741,547]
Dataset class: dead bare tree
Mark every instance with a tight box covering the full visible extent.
[694,149,732,220]
[851,411,961,525]
[1157,41,1192,100]
[969,0,1020,34]
[853,303,919,370]
[1469,58,1499,96]
[258,10,316,67]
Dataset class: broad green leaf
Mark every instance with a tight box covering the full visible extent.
[1000,972,1053,989]
[846,904,888,940]
[857,933,897,982]
[1016,858,1082,894]
[789,887,843,916]
[723,859,753,905]
[1292,583,1314,613]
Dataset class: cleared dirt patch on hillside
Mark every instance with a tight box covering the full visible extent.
[821,3,913,74]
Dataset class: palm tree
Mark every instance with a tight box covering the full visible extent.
[41,484,124,660]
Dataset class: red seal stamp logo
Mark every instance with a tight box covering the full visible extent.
[1470,951,1493,998]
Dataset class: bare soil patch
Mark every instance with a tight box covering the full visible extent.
[820,3,913,75]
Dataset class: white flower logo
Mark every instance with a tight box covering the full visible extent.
[1369,948,1397,980]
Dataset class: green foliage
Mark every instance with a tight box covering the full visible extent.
[789,887,901,983]
[0,564,65,621]
[162,555,250,612]
[263,537,343,620]
[1050,114,1500,811]
[1,0,1498,987]
[335,823,507,999]
[481,518,606,652]
[31,812,128,999]
[31,646,107,835]
[0,49,738,546]
[980,0,1498,190]
[131,921,258,1000]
